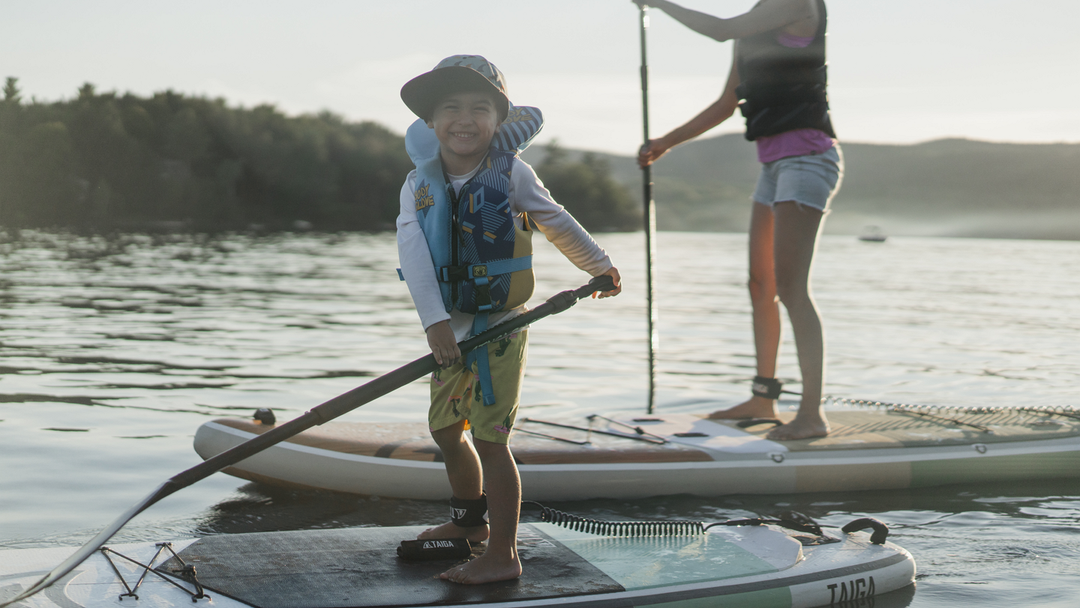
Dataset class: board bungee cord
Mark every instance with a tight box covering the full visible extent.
[831,396,1080,416]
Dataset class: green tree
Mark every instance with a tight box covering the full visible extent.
[11,122,81,225]
[3,77,21,104]
[0,83,416,231]
[0,78,24,224]
[536,141,640,232]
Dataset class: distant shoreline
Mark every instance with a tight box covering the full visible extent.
[526,134,1080,241]
[4,79,1076,240]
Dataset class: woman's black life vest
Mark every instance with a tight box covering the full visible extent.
[735,0,837,141]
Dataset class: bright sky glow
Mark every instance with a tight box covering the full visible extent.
[6,1,1078,154]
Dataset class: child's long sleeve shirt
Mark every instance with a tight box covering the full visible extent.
[397,157,613,342]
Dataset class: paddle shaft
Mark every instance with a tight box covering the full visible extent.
[173,276,614,488]
[0,275,615,608]
[639,4,659,414]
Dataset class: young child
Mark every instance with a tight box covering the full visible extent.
[397,55,622,585]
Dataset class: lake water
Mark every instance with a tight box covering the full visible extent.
[1,230,1079,607]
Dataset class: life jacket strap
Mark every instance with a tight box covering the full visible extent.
[467,312,498,406]
[474,276,493,312]
[437,255,533,284]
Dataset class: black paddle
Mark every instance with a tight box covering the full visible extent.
[638,3,659,414]
[2,275,617,608]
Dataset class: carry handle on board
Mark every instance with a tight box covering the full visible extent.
[841,517,890,545]
[1,274,617,608]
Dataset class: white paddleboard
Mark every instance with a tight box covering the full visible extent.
[0,521,915,608]
[194,407,1080,500]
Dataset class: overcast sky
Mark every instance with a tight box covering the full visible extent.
[6,1,1079,154]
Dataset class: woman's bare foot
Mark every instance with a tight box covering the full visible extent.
[418,521,489,544]
[440,549,521,584]
[765,412,829,441]
[707,395,780,420]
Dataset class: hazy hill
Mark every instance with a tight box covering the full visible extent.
[526,134,1080,240]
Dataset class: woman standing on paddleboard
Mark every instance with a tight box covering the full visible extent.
[635,0,843,441]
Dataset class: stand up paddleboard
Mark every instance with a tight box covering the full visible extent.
[194,402,1080,500]
[0,517,915,608]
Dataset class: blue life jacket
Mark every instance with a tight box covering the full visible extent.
[403,106,544,405]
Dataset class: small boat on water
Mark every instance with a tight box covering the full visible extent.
[193,403,1080,500]
[858,226,887,242]
[0,514,916,608]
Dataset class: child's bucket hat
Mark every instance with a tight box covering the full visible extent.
[401,55,510,122]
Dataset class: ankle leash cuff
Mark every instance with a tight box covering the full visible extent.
[751,376,783,400]
[450,493,488,528]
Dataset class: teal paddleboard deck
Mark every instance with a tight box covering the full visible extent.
[0,522,915,608]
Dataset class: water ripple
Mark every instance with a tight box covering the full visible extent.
[2,231,1080,608]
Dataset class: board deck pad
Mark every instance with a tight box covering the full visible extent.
[591,409,1080,454]
[537,525,787,591]
[762,409,1080,450]
[161,524,624,608]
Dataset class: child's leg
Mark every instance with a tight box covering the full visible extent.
[438,330,527,584]
[419,420,490,543]
[439,438,522,584]
[422,361,489,542]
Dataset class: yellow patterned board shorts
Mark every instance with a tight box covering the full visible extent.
[428,329,528,445]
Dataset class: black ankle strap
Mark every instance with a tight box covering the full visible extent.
[450,493,488,527]
[751,376,783,400]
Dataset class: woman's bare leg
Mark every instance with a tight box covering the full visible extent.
[708,202,783,420]
[766,201,829,440]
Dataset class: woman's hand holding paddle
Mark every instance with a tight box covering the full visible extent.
[638,139,672,168]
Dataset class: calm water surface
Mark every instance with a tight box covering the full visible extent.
[1,230,1079,607]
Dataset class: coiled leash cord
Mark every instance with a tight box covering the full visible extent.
[705,513,822,536]
[522,502,888,544]
[523,501,704,536]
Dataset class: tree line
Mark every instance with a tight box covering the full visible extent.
[0,78,639,233]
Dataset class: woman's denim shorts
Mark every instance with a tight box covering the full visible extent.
[752,145,844,212]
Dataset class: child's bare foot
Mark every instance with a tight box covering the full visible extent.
[706,395,779,420]
[418,521,489,544]
[765,413,829,441]
[440,549,521,584]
